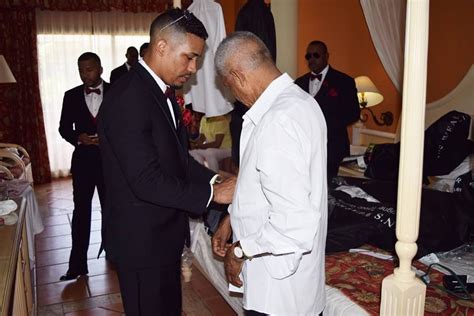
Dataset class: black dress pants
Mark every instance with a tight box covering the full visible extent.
[117,263,182,316]
[68,146,105,274]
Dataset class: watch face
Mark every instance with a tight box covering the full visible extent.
[233,246,244,259]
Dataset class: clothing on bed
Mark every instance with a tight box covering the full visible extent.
[326,176,474,258]
[364,111,474,181]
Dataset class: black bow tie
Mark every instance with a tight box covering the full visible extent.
[310,73,322,81]
[85,87,101,95]
[165,87,175,99]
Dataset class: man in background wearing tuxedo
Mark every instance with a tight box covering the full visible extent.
[109,46,138,84]
[58,52,109,281]
[295,40,360,178]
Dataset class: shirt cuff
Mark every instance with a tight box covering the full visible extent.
[207,174,220,207]
[239,238,261,258]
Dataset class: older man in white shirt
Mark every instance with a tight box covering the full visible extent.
[212,32,328,316]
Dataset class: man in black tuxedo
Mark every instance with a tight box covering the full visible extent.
[295,40,360,178]
[109,46,138,84]
[58,52,109,281]
[98,9,235,315]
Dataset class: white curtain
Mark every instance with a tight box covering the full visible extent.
[36,10,157,177]
[360,0,406,92]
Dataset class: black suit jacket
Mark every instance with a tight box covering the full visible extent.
[59,82,110,172]
[98,63,215,269]
[110,63,128,84]
[295,67,360,174]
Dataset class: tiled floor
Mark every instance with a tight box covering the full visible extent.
[34,177,236,315]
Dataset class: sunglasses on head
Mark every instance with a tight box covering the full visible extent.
[305,52,321,60]
[160,10,192,33]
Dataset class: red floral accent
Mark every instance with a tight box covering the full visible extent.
[328,88,338,97]
[175,96,192,128]
[176,95,185,108]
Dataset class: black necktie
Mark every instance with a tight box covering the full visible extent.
[310,73,322,81]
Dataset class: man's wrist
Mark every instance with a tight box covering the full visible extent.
[233,241,251,261]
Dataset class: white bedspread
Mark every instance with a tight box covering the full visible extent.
[189,220,368,316]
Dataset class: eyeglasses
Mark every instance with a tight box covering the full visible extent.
[159,10,191,33]
[305,52,321,60]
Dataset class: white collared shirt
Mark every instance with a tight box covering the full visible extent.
[139,59,177,128]
[309,64,329,97]
[230,73,328,314]
[84,81,104,118]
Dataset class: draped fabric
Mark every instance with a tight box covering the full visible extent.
[183,0,233,117]
[360,0,406,92]
[235,0,277,62]
[0,8,52,184]
[36,10,152,177]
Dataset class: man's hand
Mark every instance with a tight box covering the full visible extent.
[224,241,244,287]
[213,176,236,204]
[78,133,99,146]
[212,215,232,258]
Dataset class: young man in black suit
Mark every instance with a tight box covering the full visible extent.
[295,40,360,178]
[98,9,235,315]
[58,52,109,281]
[109,46,138,84]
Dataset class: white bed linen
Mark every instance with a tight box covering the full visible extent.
[189,220,368,316]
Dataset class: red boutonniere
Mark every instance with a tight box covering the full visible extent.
[175,96,192,127]
[328,88,338,97]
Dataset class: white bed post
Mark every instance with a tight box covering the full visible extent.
[380,0,429,315]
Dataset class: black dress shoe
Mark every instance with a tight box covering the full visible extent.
[59,271,86,281]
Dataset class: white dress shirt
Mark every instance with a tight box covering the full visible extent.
[309,64,329,97]
[229,73,328,315]
[84,81,104,118]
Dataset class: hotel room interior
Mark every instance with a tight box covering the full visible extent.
[0,0,473,315]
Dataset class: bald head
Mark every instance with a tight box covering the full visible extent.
[215,31,274,78]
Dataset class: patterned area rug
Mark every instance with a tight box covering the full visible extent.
[325,246,474,315]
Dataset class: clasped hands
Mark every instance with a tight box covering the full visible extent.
[78,133,99,146]
[211,215,244,287]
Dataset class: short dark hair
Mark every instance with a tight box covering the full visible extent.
[150,8,208,42]
[126,46,138,54]
[308,40,328,53]
[140,42,149,55]
[78,52,101,66]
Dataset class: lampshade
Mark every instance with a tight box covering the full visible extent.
[0,55,16,83]
[355,76,383,108]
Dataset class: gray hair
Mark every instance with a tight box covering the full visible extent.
[215,31,273,78]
